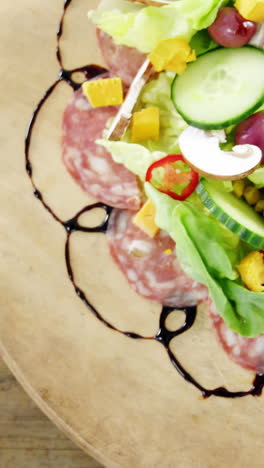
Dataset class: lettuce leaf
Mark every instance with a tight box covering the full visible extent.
[98,73,188,163]
[89,0,228,53]
[145,183,264,337]
[220,280,264,337]
[190,29,218,56]
[97,140,165,180]
[247,166,264,188]
[128,72,188,153]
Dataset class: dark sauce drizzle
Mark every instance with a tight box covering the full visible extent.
[24,0,264,399]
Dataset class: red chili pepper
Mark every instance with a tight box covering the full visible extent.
[145,154,199,201]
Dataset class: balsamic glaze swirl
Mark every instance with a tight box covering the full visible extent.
[24,0,264,399]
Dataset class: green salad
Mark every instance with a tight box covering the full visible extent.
[86,0,264,339]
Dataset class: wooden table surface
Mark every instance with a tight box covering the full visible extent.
[3,2,264,468]
[0,357,102,468]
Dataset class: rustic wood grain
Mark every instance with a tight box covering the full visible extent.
[0,358,102,468]
[2,1,264,467]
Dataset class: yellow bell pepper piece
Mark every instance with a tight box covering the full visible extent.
[133,199,159,238]
[235,0,264,22]
[237,251,264,292]
[131,107,160,143]
[82,77,123,108]
[148,37,196,74]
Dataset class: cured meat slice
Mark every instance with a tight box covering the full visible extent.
[62,85,141,210]
[96,29,146,87]
[210,300,264,372]
[107,209,208,307]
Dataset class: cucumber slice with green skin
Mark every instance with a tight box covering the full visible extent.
[196,180,264,249]
[171,47,264,130]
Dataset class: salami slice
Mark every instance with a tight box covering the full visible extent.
[62,84,142,210]
[210,300,264,372]
[96,29,146,87]
[107,209,208,307]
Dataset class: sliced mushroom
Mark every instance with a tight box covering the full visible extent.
[105,58,156,141]
[250,21,264,49]
[178,126,262,180]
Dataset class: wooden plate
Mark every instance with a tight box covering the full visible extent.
[1,1,264,467]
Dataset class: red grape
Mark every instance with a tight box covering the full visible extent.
[208,7,256,47]
[235,112,264,163]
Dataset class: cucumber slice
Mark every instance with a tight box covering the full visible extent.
[171,47,264,130]
[196,180,264,249]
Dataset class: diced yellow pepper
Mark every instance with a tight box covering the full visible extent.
[164,249,172,255]
[133,199,159,238]
[131,107,160,143]
[235,0,264,22]
[82,77,123,108]
[148,37,196,74]
[237,251,264,292]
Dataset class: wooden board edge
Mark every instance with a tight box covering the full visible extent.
[0,340,116,468]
